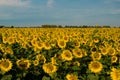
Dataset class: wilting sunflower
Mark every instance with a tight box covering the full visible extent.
[61,50,73,61]
[72,48,83,58]
[66,73,78,80]
[0,59,13,72]
[110,67,120,80]
[91,52,102,60]
[16,58,31,70]
[57,39,66,49]
[88,61,103,73]
[42,63,57,74]
[111,56,118,63]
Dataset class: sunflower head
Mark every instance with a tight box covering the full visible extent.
[57,39,66,49]
[73,61,80,67]
[66,73,78,80]
[111,56,118,63]
[51,57,57,65]
[33,60,39,66]
[91,46,98,53]
[91,52,102,61]
[36,41,43,50]
[110,67,120,80]
[101,48,108,56]
[108,47,116,56]
[93,37,100,43]
[88,61,103,73]
[42,63,57,74]
[16,58,31,70]
[43,42,51,50]
[0,59,13,72]
[61,50,73,61]
[72,48,83,58]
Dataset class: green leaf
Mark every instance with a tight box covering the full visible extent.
[86,69,92,74]
[16,78,21,80]
[87,74,99,80]
[49,73,57,79]
[23,72,27,77]
[72,65,81,70]
[42,76,50,80]
[1,75,12,80]
[0,71,6,75]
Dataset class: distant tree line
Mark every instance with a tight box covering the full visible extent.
[0,25,120,28]
[41,25,119,28]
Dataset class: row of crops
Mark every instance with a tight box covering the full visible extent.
[0,28,120,80]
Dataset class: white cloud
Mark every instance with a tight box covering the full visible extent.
[0,0,31,7]
[47,0,54,8]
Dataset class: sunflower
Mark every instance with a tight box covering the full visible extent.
[4,47,13,55]
[73,61,80,67]
[57,39,66,49]
[31,39,37,47]
[81,49,87,57]
[111,56,118,63]
[36,54,42,61]
[2,37,7,44]
[100,47,108,55]
[91,52,102,60]
[33,60,39,66]
[36,54,46,63]
[93,37,99,43]
[50,39,57,47]
[110,67,120,80]
[0,59,13,72]
[66,73,78,80]
[116,44,120,52]
[90,46,98,53]
[43,42,51,50]
[72,48,83,58]
[108,47,116,56]
[63,36,69,42]
[35,41,43,50]
[7,37,15,45]
[73,40,80,48]
[88,61,103,73]
[16,58,31,70]
[51,57,57,65]
[42,63,57,74]
[61,50,73,61]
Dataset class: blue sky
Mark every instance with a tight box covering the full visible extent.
[0,0,120,27]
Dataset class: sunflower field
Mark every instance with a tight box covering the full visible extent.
[0,28,120,80]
